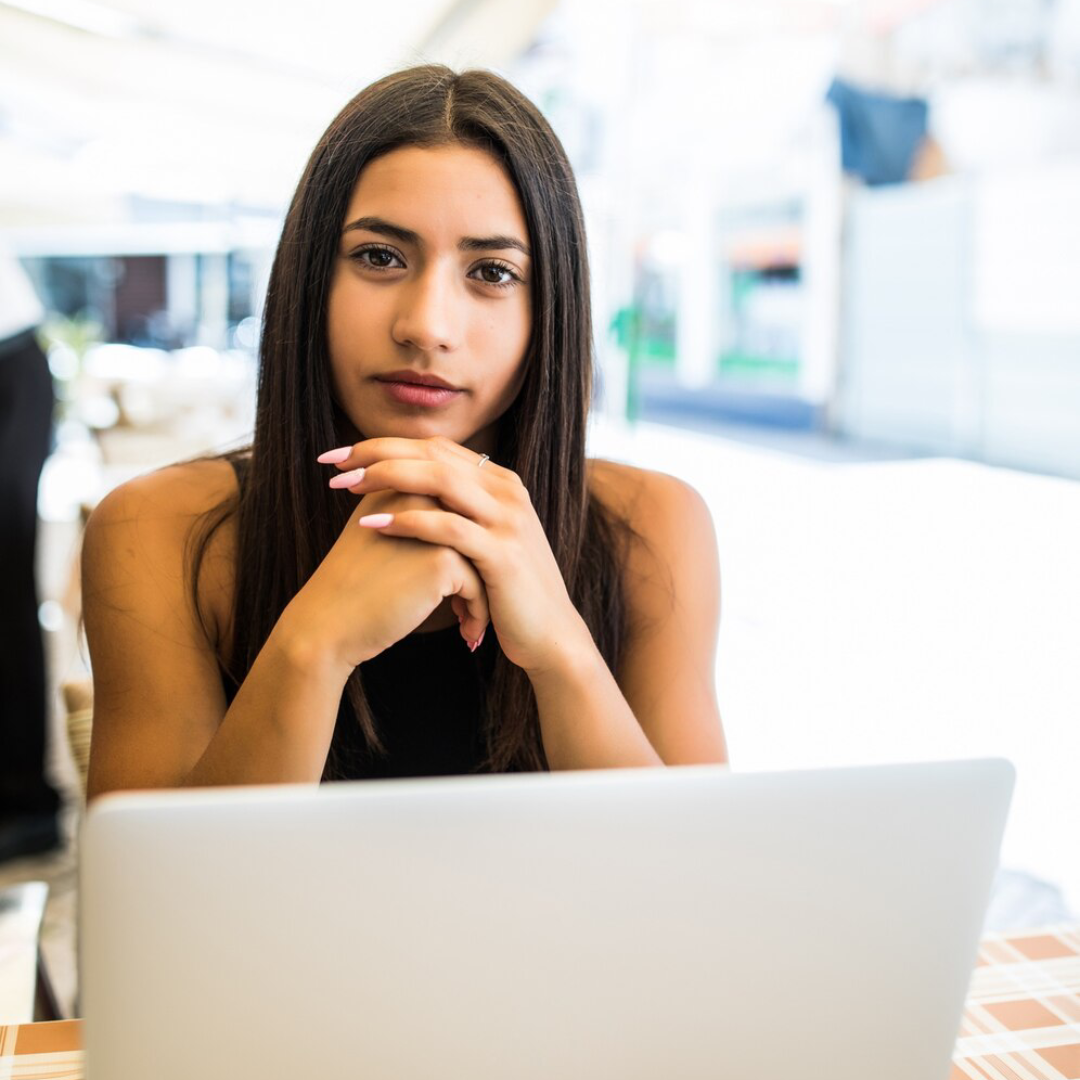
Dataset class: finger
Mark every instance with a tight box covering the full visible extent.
[340,459,503,525]
[358,508,493,572]
[449,595,470,635]
[358,510,493,645]
[327,436,513,480]
[320,436,466,469]
[449,557,491,649]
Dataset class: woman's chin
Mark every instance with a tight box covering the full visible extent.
[348,416,476,446]
[335,397,497,450]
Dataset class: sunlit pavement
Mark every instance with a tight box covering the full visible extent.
[590,416,1080,916]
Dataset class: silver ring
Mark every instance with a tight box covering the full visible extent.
[477,454,490,468]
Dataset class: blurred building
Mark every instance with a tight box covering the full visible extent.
[4,0,1079,476]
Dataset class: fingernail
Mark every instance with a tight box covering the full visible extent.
[468,639,479,653]
[317,447,353,464]
[358,513,393,528]
[329,467,365,489]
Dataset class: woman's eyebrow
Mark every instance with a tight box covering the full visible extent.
[342,215,531,258]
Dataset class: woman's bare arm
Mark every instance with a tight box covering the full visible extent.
[81,463,347,800]
[528,462,727,770]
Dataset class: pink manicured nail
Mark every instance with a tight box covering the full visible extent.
[329,467,365,489]
[358,513,393,528]
[467,639,479,653]
[317,447,353,464]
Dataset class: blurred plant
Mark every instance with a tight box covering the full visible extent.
[37,311,106,427]
[38,311,105,380]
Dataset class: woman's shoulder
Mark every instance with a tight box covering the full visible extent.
[586,456,719,618]
[586,456,711,532]
[82,456,241,642]
[121,453,238,502]
[86,456,239,539]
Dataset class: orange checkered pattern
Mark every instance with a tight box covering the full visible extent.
[951,925,1080,1080]
[0,1018,81,1078]
[2,925,1079,1078]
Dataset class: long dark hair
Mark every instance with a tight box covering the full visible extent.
[193,64,633,775]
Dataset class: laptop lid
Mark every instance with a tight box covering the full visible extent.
[80,758,1013,1080]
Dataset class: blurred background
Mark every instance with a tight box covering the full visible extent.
[2,0,1079,1013]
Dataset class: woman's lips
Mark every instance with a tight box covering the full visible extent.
[377,379,464,408]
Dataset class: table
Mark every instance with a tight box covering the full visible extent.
[0,883,49,1024]
[950,923,1080,1079]
[3,924,1078,1079]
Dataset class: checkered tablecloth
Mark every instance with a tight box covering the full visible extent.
[950,924,1080,1080]
[0,1017,81,1078]
[3,925,1079,1079]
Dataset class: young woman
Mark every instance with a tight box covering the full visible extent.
[81,64,726,798]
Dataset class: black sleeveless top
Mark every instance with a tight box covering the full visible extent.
[222,456,496,780]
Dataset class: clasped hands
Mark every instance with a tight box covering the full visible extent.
[318,435,592,677]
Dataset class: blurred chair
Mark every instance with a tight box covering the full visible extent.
[61,678,93,802]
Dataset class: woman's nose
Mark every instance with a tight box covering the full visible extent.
[390,266,464,353]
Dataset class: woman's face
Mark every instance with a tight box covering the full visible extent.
[326,144,533,454]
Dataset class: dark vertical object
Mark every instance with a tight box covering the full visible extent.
[0,330,62,829]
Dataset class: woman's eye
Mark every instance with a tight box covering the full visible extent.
[351,246,401,270]
[474,262,520,289]
[349,246,521,290]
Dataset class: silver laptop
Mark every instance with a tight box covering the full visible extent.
[80,759,1013,1080]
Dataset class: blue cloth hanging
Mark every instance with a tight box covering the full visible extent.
[826,77,929,186]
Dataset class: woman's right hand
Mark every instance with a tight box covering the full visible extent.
[276,487,490,674]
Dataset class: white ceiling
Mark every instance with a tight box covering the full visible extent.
[0,0,919,229]
[0,0,557,224]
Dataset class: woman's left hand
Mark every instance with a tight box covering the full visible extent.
[321,435,594,676]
